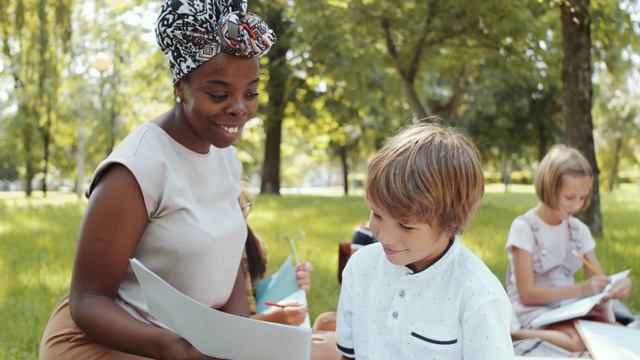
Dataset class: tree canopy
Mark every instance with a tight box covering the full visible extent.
[1,0,639,229]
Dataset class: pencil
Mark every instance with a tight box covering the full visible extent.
[264,301,311,313]
[289,238,300,265]
[572,249,604,276]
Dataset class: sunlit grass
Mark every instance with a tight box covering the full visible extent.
[1,185,638,358]
[0,192,86,359]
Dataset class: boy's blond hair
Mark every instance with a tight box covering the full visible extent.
[365,120,484,237]
[534,144,593,210]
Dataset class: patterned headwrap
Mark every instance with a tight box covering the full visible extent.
[156,0,277,83]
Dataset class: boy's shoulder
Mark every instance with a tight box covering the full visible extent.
[343,242,397,279]
[348,242,383,264]
[452,241,506,292]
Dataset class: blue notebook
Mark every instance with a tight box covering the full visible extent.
[255,255,300,314]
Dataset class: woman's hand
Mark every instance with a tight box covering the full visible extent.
[295,261,314,294]
[158,334,229,360]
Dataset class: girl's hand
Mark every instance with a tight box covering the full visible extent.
[262,303,308,326]
[603,277,632,301]
[582,275,611,296]
[295,261,314,294]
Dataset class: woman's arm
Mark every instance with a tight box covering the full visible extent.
[512,247,609,306]
[69,165,215,360]
[220,263,250,317]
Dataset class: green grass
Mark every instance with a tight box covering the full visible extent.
[1,185,638,359]
[0,192,86,359]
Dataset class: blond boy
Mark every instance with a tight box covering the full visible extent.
[336,121,514,359]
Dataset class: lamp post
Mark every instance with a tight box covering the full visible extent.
[76,54,112,198]
[91,54,113,75]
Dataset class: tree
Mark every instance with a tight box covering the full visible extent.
[337,1,541,120]
[249,1,292,194]
[591,1,640,191]
[559,0,602,235]
[594,84,640,191]
[558,0,638,235]
[0,0,75,196]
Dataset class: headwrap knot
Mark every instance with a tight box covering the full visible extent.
[156,0,276,83]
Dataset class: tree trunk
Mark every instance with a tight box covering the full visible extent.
[41,105,52,196]
[340,145,349,195]
[608,137,622,191]
[261,118,282,194]
[560,0,603,236]
[76,121,86,198]
[24,122,34,197]
[401,77,430,120]
[42,129,50,195]
[537,120,547,162]
[259,6,290,195]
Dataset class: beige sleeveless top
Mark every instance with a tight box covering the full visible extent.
[88,122,247,327]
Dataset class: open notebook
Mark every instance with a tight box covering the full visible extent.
[576,319,640,360]
[530,269,631,328]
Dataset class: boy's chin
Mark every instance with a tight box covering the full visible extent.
[384,255,412,269]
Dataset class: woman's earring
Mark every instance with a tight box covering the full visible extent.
[176,96,182,103]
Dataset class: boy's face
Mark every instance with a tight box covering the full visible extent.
[368,204,451,272]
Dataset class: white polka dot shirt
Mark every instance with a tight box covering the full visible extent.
[336,239,514,359]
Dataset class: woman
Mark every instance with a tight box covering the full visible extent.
[39,1,276,359]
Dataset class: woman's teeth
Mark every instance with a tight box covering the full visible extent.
[220,125,240,134]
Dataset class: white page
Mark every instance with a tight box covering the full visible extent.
[531,269,630,328]
[130,258,312,360]
[577,320,640,360]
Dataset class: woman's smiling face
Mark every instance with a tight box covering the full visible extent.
[176,52,260,151]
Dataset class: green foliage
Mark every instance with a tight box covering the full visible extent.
[2,186,639,358]
[0,0,168,192]
[2,0,639,195]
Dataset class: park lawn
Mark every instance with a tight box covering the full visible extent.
[1,184,638,359]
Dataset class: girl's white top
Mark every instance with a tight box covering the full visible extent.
[505,209,596,329]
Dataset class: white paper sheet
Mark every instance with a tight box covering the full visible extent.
[130,258,312,360]
[531,269,630,328]
[577,320,640,360]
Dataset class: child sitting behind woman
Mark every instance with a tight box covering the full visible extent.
[335,120,514,359]
[506,144,633,352]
